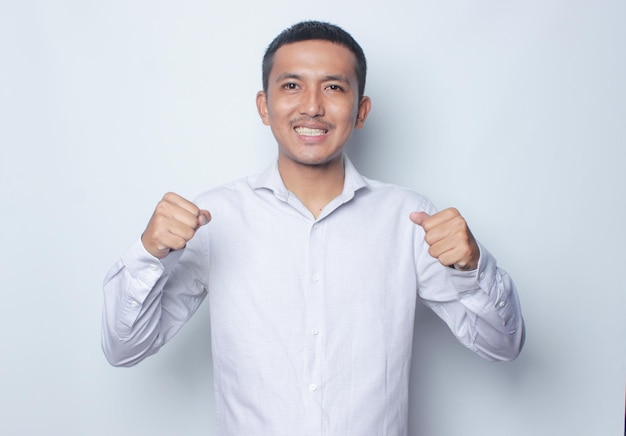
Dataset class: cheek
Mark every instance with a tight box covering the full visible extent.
[333,104,359,126]
[274,93,298,107]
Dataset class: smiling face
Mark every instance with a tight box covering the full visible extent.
[257,39,371,170]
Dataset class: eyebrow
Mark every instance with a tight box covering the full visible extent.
[274,72,352,84]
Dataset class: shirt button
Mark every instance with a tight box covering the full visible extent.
[479,272,486,280]
[150,264,159,271]
[309,384,318,391]
[312,273,319,282]
[497,300,506,309]
[312,328,319,335]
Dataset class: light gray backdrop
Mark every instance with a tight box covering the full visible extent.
[1,1,624,435]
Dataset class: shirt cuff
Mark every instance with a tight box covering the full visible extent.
[446,242,517,330]
[120,239,184,297]
[446,242,497,297]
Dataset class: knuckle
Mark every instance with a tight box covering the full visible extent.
[155,199,171,214]
[424,234,436,246]
[162,192,177,201]
[451,215,466,230]
[183,227,196,241]
[442,207,460,218]
[173,238,187,250]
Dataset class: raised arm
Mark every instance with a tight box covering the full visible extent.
[411,208,525,361]
[101,193,211,366]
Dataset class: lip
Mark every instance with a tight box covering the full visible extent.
[291,116,332,130]
[292,119,332,139]
[294,126,328,137]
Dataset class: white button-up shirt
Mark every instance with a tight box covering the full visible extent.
[102,157,524,436]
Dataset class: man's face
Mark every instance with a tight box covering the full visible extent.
[257,39,371,169]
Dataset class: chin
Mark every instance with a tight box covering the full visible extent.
[286,148,343,166]
[296,154,342,168]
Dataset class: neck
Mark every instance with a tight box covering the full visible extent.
[278,155,345,218]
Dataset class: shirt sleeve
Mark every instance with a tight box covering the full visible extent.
[101,236,209,367]
[416,238,525,362]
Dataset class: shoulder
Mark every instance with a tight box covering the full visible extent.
[192,175,257,209]
[358,176,436,214]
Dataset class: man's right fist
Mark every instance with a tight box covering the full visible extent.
[141,192,211,259]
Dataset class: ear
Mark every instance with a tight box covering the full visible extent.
[354,96,371,128]
[256,91,270,126]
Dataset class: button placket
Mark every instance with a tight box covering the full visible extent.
[302,220,325,433]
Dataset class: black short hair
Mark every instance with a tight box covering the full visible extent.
[262,21,367,100]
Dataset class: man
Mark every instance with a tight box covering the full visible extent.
[102,20,524,435]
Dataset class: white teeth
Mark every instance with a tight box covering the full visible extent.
[295,127,327,136]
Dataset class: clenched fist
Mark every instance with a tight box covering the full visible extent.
[141,192,211,259]
[410,208,479,271]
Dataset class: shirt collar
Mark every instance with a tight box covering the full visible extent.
[250,154,369,202]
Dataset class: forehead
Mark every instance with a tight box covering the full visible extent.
[269,39,358,81]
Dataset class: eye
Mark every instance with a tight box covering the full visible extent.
[326,84,344,92]
[282,82,298,90]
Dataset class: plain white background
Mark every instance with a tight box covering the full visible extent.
[1,1,624,435]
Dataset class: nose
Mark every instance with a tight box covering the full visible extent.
[299,87,324,117]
